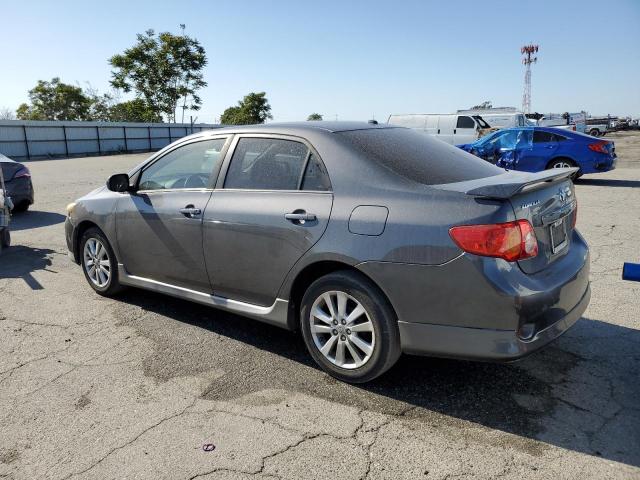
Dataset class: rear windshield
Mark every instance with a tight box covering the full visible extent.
[337,128,502,185]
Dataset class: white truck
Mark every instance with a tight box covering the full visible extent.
[387,113,492,145]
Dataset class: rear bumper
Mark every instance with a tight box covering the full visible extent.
[398,284,589,361]
[581,154,616,173]
[357,229,590,361]
[5,178,34,206]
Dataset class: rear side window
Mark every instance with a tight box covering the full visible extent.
[533,131,565,143]
[301,153,331,191]
[224,138,309,190]
[338,128,502,185]
[456,116,475,128]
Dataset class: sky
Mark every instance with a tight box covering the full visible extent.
[2,0,639,122]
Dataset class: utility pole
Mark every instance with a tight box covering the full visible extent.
[180,23,188,124]
[521,44,538,114]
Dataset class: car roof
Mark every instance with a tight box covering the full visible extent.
[200,121,395,136]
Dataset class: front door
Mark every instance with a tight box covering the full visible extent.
[454,115,478,144]
[203,135,333,306]
[116,137,229,292]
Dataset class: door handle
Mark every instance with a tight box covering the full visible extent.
[179,205,202,218]
[285,211,316,224]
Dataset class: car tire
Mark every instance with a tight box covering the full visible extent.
[11,201,29,213]
[589,129,600,137]
[300,271,401,383]
[80,227,123,296]
[1,228,10,248]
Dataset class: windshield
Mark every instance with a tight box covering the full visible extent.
[472,115,491,129]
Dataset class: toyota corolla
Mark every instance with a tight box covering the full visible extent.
[65,122,590,383]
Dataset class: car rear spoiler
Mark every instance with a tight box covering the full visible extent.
[435,168,578,199]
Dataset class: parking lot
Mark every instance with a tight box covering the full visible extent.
[1,131,639,479]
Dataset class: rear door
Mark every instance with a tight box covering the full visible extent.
[525,130,562,170]
[203,135,333,306]
[437,115,456,144]
[425,115,439,136]
[453,115,478,144]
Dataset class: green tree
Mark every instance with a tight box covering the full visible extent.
[16,78,92,120]
[220,92,273,125]
[108,99,162,122]
[307,113,322,121]
[109,29,207,122]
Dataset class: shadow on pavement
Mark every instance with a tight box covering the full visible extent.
[9,210,66,232]
[576,178,640,188]
[0,245,56,289]
[114,288,640,468]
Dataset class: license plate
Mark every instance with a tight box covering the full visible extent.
[550,219,567,254]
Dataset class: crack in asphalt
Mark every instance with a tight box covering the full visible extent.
[60,398,198,480]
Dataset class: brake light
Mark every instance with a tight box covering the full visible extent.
[14,166,31,178]
[449,220,538,262]
[588,141,609,154]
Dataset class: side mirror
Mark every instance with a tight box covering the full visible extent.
[106,173,131,193]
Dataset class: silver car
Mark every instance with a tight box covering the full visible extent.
[66,122,590,383]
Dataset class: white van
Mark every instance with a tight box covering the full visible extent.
[457,108,534,128]
[387,114,491,145]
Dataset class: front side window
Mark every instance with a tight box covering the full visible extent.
[139,138,227,190]
[456,116,476,129]
[224,138,309,190]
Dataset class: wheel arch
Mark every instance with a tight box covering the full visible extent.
[73,220,105,262]
[546,155,578,170]
[285,259,398,331]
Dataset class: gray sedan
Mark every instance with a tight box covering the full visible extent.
[65,122,590,383]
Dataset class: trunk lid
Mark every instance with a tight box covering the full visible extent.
[435,167,578,274]
[508,178,576,273]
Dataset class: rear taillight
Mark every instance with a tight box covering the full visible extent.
[14,167,31,178]
[588,141,609,154]
[449,220,538,262]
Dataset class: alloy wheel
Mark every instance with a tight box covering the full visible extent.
[552,161,572,169]
[83,238,111,288]
[309,290,375,369]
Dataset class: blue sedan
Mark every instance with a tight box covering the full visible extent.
[458,127,616,176]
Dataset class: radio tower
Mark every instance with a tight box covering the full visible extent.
[521,44,538,114]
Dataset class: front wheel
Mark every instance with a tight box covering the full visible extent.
[80,227,123,296]
[300,271,401,383]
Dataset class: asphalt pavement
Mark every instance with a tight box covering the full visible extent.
[1,132,639,479]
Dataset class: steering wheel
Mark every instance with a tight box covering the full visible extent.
[184,174,208,188]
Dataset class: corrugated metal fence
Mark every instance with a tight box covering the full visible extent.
[0,120,220,160]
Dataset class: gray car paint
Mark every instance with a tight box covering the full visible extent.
[66,122,590,361]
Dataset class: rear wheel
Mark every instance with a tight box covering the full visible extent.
[1,228,10,248]
[11,201,29,213]
[589,128,600,137]
[300,271,400,383]
[546,158,580,179]
[80,227,123,296]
